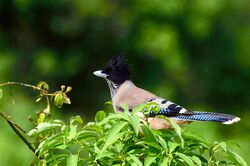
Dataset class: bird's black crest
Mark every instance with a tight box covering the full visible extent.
[102,53,131,85]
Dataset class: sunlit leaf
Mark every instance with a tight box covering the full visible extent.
[168,141,179,153]
[128,113,140,135]
[37,113,46,124]
[128,154,143,166]
[38,159,47,166]
[104,100,112,105]
[191,156,202,166]
[70,116,83,124]
[176,152,195,166]
[183,132,210,148]
[0,88,3,99]
[142,125,157,143]
[218,142,227,152]
[67,155,78,166]
[95,111,106,123]
[47,154,68,164]
[132,104,146,114]
[36,133,65,156]
[120,103,129,113]
[163,116,184,147]
[105,121,127,144]
[159,157,169,166]
[144,155,157,166]
[27,123,62,136]
[98,121,128,158]
[156,135,168,150]
[228,151,247,166]
[67,125,77,140]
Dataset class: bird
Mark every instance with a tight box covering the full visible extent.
[93,54,240,129]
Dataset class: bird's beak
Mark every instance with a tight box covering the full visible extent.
[93,70,108,78]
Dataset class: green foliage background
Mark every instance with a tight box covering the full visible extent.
[0,0,249,165]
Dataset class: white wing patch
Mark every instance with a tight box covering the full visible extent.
[148,98,188,114]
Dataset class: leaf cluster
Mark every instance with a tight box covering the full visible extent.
[27,107,246,166]
[0,82,247,166]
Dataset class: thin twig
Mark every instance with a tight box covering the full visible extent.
[0,112,36,154]
[0,82,53,96]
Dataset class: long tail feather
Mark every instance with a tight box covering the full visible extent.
[175,111,240,124]
[148,109,240,124]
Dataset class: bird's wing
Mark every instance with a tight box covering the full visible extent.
[145,98,193,129]
[113,82,157,111]
[147,98,188,117]
[147,98,240,125]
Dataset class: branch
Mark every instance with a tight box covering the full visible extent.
[0,111,36,155]
[0,82,53,96]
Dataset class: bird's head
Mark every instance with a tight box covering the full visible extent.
[93,53,131,86]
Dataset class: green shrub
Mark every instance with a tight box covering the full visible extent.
[0,82,247,166]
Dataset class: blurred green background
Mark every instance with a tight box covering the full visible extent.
[0,0,250,165]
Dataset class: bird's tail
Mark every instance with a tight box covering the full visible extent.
[175,111,240,124]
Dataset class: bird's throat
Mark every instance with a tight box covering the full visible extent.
[105,79,119,100]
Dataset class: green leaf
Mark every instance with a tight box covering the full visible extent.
[67,155,78,166]
[129,154,143,166]
[159,157,169,166]
[163,116,184,147]
[70,116,83,125]
[218,142,227,152]
[128,113,140,135]
[191,156,202,166]
[132,104,146,114]
[183,132,210,148]
[97,113,129,126]
[77,130,98,140]
[176,152,195,166]
[105,121,127,145]
[143,102,161,115]
[144,155,157,166]
[95,111,107,123]
[67,116,83,140]
[142,125,157,142]
[228,151,247,166]
[104,100,112,105]
[98,131,127,159]
[0,88,3,99]
[114,142,124,153]
[168,141,179,154]
[98,121,128,158]
[38,159,47,166]
[37,112,46,124]
[47,154,68,164]
[67,124,77,140]
[156,135,168,150]
[120,103,129,113]
[143,141,163,150]
[27,122,62,136]
[36,133,65,157]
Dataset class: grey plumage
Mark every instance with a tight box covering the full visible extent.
[94,54,241,129]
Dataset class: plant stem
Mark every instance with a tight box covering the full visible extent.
[0,112,37,154]
[0,82,53,96]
